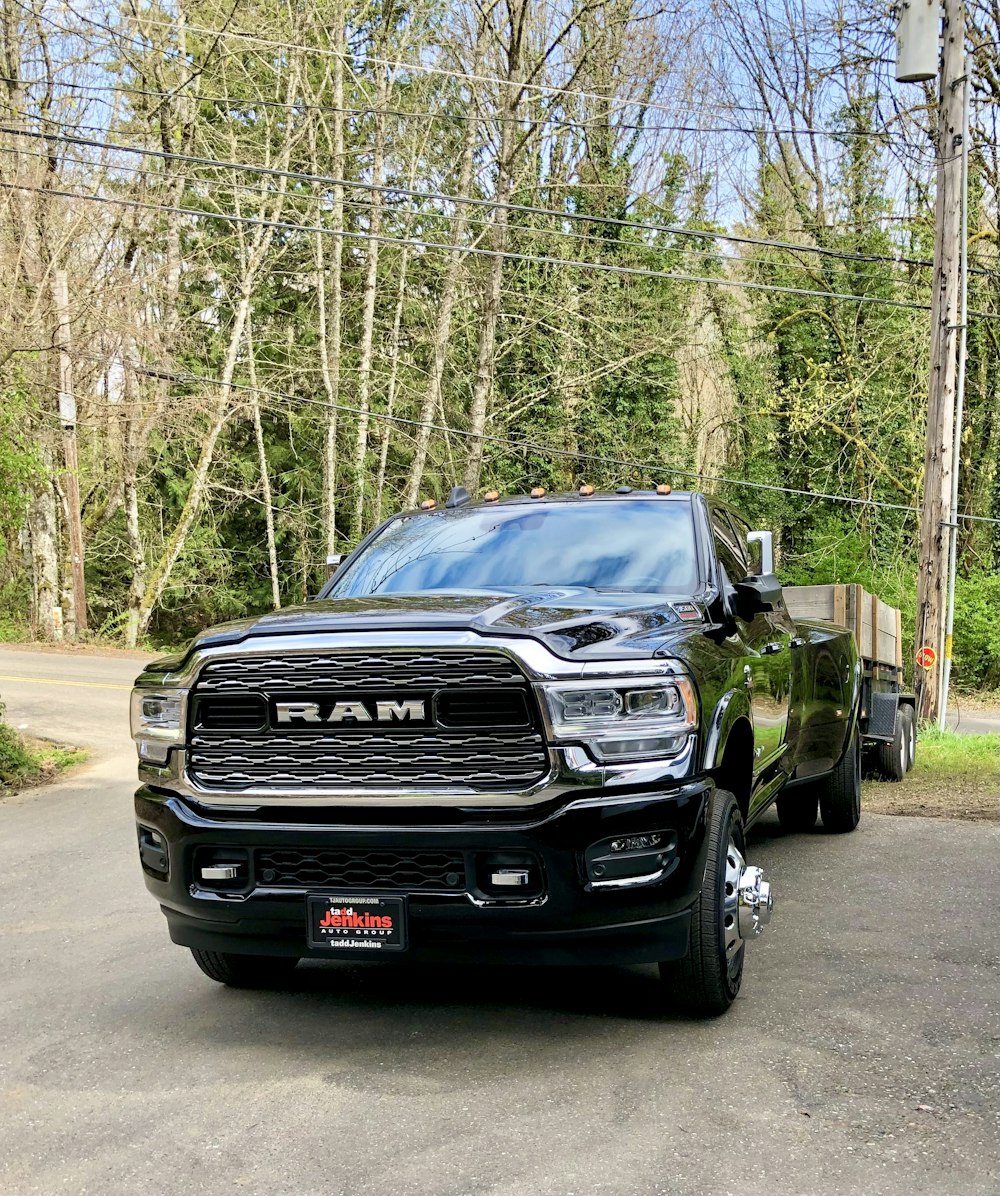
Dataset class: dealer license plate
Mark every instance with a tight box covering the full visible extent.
[307,894,407,952]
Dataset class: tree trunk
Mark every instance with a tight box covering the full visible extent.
[122,354,147,648]
[463,3,526,494]
[349,94,387,542]
[311,2,346,558]
[134,55,300,637]
[135,290,254,639]
[247,322,281,610]
[375,243,411,522]
[25,444,61,641]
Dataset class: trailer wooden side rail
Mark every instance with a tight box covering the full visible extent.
[783,583,902,668]
[784,583,916,782]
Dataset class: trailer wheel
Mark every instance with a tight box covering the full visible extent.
[901,705,917,771]
[871,710,907,782]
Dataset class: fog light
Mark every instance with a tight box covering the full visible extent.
[609,834,662,852]
[584,831,677,888]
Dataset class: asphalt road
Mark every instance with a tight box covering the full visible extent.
[0,646,997,1196]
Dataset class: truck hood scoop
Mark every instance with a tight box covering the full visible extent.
[188,588,701,661]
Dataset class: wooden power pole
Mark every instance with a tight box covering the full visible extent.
[914,0,966,722]
[52,269,87,635]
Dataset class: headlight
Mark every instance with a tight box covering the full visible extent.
[130,688,187,765]
[541,677,696,762]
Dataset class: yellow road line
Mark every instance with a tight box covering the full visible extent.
[0,674,131,691]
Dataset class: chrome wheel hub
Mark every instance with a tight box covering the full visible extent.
[723,840,773,962]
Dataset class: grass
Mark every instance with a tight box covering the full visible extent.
[0,722,87,796]
[863,729,999,821]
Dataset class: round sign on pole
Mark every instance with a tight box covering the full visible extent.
[916,645,937,670]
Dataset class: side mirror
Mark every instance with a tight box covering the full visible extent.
[733,573,782,619]
[746,530,774,576]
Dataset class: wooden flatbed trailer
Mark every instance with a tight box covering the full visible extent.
[785,584,916,782]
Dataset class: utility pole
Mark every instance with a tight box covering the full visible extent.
[937,38,971,731]
[52,269,88,636]
[909,0,966,723]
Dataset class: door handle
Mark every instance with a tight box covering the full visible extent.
[790,636,806,649]
[761,641,784,655]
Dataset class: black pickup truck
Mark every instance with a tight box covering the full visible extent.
[131,486,861,1016]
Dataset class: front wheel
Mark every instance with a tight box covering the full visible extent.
[819,726,862,832]
[660,790,773,1018]
[190,948,299,988]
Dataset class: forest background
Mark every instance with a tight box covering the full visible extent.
[1,0,997,691]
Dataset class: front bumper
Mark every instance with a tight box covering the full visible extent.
[135,778,715,966]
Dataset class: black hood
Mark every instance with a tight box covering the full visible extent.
[172,588,707,664]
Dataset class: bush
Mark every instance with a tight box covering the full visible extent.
[952,570,1000,692]
[0,702,37,787]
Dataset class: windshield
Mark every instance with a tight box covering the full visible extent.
[328,500,699,597]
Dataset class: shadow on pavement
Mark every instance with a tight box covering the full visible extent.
[158,816,795,1059]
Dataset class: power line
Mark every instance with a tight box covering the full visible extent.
[112,357,998,526]
[15,74,933,144]
[33,2,962,161]
[27,346,998,528]
[0,123,964,276]
[9,177,982,318]
[1,142,945,291]
[29,4,771,120]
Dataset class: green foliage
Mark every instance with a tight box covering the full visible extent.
[0,0,996,686]
[952,571,1000,691]
[0,376,43,567]
[719,95,999,695]
[0,701,85,790]
[0,720,36,787]
[912,727,999,772]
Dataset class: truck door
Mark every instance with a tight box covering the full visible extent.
[712,511,794,780]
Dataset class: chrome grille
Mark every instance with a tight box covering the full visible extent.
[195,652,526,692]
[187,649,549,793]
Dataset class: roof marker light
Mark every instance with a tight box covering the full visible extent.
[419,498,437,510]
[484,490,500,502]
[530,486,546,498]
[579,483,595,496]
[655,483,672,495]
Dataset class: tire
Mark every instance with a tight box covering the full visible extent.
[660,790,747,1018]
[818,726,862,833]
[872,708,907,782]
[901,704,917,771]
[190,948,299,988]
[775,789,819,832]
